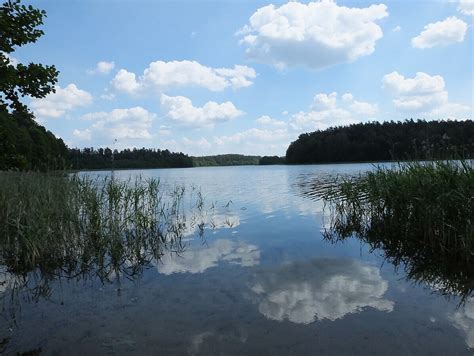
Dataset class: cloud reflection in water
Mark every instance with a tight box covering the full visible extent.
[251,258,394,324]
[157,239,260,275]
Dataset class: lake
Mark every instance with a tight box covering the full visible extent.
[1,164,473,355]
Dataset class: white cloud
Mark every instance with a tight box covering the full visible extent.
[238,1,388,69]
[382,71,445,96]
[112,60,256,95]
[449,297,474,349]
[30,84,92,118]
[429,102,472,118]
[73,107,156,144]
[290,108,354,130]
[290,92,378,131]
[100,92,115,101]
[342,93,379,114]
[88,61,115,75]
[312,92,338,110]
[411,17,467,49]
[211,127,294,156]
[392,25,402,32]
[182,137,212,151]
[157,239,260,275]
[458,0,474,15]
[256,115,287,127]
[165,127,294,156]
[382,71,471,118]
[160,94,244,127]
[158,125,172,136]
[111,69,140,95]
[251,258,393,324]
[215,128,290,145]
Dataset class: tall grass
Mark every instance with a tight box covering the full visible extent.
[315,160,474,300]
[0,172,200,299]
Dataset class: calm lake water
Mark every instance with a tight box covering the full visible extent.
[1,164,473,355]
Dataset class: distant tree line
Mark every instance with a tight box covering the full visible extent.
[69,147,193,170]
[259,156,285,165]
[286,120,474,164]
[192,154,260,167]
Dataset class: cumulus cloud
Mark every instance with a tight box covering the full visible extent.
[215,128,290,145]
[237,1,388,69]
[160,94,244,127]
[290,92,378,131]
[88,61,115,75]
[111,69,141,95]
[112,60,256,95]
[342,93,379,116]
[392,25,402,32]
[411,17,467,49]
[182,137,212,152]
[73,107,156,144]
[166,127,294,156]
[458,0,474,15]
[157,239,260,275]
[100,92,115,101]
[251,258,393,324]
[158,125,172,136]
[382,71,471,118]
[256,115,287,127]
[449,297,474,349]
[30,84,92,119]
[211,127,295,156]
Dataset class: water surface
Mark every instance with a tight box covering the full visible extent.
[1,164,472,355]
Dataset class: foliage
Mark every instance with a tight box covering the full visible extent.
[259,156,285,165]
[286,120,474,164]
[0,0,58,112]
[69,147,193,170]
[310,160,474,300]
[0,109,68,171]
[0,0,65,172]
[192,154,260,167]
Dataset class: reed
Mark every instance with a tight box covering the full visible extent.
[0,172,198,296]
[316,160,474,300]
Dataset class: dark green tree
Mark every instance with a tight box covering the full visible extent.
[0,0,67,171]
[0,0,59,112]
[286,120,474,164]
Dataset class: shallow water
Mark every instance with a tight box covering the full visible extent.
[1,164,473,355]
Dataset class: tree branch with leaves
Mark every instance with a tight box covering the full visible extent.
[0,0,59,113]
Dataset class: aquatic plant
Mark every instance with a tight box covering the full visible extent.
[304,160,474,301]
[0,172,206,301]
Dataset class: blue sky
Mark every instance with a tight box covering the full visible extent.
[13,0,474,155]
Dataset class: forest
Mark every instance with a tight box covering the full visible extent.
[0,109,69,171]
[69,147,193,170]
[192,154,260,166]
[286,120,474,164]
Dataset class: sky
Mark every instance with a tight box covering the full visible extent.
[12,0,474,156]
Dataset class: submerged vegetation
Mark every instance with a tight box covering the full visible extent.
[304,160,474,300]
